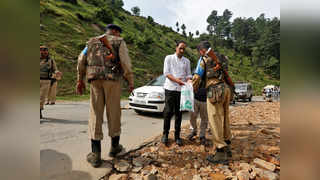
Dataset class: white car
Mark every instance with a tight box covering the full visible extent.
[129,75,166,114]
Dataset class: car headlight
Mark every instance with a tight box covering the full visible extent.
[130,90,135,97]
[148,92,164,99]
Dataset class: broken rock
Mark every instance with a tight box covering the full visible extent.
[144,174,158,180]
[109,173,128,180]
[253,158,276,172]
[114,160,131,172]
[239,163,251,171]
[253,167,279,180]
[192,174,202,180]
[237,170,250,180]
[132,166,143,173]
[209,173,226,180]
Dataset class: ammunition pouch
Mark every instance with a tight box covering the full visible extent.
[207,83,225,104]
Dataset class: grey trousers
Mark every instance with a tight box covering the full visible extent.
[189,99,208,138]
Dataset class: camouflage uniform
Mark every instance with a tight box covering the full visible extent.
[192,55,232,149]
[77,34,134,140]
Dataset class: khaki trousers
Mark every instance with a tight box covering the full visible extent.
[47,81,57,103]
[89,80,121,140]
[207,83,232,149]
[40,80,50,110]
[189,99,208,138]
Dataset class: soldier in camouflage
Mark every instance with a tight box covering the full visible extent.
[40,45,58,119]
[192,41,232,164]
[77,24,134,168]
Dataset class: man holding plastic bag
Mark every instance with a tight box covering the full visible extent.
[192,41,233,164]
[180,83,194,112]
[162,40,192,146]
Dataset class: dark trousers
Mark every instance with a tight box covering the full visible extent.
[163,89,182,139]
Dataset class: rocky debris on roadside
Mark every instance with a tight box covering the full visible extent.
[253,158,276,172]
[109,173,128,180]
[100,102,280,180]
[114,160,132,173]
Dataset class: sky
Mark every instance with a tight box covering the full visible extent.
[123,0,280,34]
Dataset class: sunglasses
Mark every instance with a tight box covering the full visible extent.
[40,48,48,51]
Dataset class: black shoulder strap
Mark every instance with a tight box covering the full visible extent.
[49,57,54,76]
[200,57,207,87]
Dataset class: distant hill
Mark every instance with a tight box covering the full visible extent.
[40,0,279,96]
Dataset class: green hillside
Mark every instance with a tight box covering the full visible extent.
[40,0,279,97]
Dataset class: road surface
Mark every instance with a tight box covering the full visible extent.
[40,96,268,180]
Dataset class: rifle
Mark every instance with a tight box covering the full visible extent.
[98,35,115,62]
[205,48,235,88]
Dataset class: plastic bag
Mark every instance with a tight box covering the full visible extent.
[180,82,194,112]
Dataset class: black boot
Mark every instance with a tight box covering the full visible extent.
[40,109,43,119]
[109,136,123,157]
[87,140,102,168]
[200,136,206,145]
[187,131,197,141]
[225,140,232,157]
[207,147,228,164]
[175,133,183,146]
[161,133,169,146]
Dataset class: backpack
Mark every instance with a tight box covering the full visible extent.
[215,52,229,71]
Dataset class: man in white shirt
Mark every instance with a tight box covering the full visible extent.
[162,40,192,146]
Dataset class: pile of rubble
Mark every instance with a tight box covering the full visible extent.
[101,102,280,180]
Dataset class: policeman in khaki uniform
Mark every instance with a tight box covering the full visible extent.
[77,24,134,168]
[192,41,232,164]
[46,71,62,105]
[40,45,58,119]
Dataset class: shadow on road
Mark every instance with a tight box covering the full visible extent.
[132,110,192,121]
[41,118,93,125]
[134,111,164,119]
[41,149,92,180]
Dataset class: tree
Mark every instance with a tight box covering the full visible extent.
[206,10,219,35]
[176,21,179,32]
[195,30,199,36]
[131,6,140,16]
[147,16,155,25]
[96,6,114,24]
[221,9,233,38]
[113,0,124,8]
[61,0,78,5]
[188,32,194,41]
[181,24,186,36]
[106,0,124,8]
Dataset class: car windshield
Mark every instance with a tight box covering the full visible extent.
[235,84,247,91]
[146,75,166,86]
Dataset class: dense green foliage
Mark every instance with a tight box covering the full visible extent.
[40,0,279,97]
[204,10,280,79]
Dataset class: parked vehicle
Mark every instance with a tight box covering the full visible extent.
[262,85,279,102]
[129,75,166,114]
[234,82,253,102]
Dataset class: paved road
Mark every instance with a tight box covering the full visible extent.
[40,100,193,180]
[40,96,269,180]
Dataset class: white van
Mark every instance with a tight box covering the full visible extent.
[235,82,253,102]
